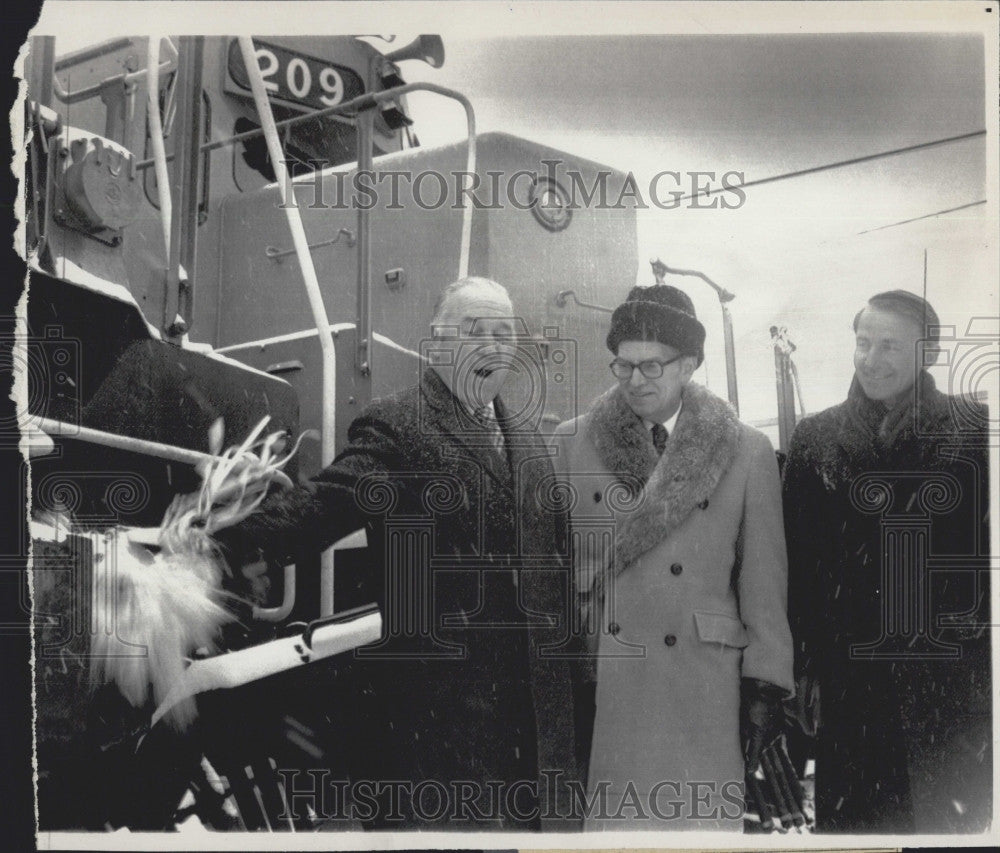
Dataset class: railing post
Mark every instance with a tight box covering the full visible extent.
[237,36,339,616]
[770,326,798,453]
[163,36,204,341]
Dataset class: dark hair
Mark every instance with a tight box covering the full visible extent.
[853,290,941,345]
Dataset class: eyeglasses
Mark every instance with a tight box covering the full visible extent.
[609,354,684,379]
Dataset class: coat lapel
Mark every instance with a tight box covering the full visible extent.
[418,368,514,493]
[586,383,742,576]
[494,397,532,478]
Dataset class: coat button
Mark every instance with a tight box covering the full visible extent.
[699,499,710,510]
[608,622,621,636]
[594,491,602,503]
[670,563,683,575]
[664,634,677,646]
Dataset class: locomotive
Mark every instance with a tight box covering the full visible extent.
[22,32,640,601]
[21,33,641,830]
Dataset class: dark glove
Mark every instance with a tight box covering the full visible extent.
[786,673,820,736]
[740,677,787,773]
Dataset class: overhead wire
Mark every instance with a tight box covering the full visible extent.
[679,129,986,200]
[856,199,986,234]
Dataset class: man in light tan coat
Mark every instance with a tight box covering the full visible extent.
[550,284,794,830]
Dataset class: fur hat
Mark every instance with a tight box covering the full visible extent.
[606,284,706,366]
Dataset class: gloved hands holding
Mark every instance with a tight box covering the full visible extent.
[740,677,787,773]
[741,677,813,832]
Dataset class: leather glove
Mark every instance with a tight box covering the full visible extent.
[740,677,787,773]
[785,673,821,736]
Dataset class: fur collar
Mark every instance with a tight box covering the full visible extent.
[586,382,741,576]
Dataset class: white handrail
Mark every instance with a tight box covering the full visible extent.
[237,36,339,617]
[34,416,214,466]
[126,37,177,86]
[146,36,172,259]
[52,37,178,105]
[252,564,296,622]
[358,83,476,280]
[151,609,383,727]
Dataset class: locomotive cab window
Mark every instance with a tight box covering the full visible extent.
[231,111,363,191]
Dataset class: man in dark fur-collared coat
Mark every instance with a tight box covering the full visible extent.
[783,290,992,833]
[550,285,794,831]
[218,277,580,830]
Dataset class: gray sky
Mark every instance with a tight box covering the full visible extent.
[402,29,992,422]
[410,33,984,176]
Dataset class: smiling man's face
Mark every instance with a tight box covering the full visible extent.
[615,339,696,423]
[853,307,922,404]
[431,282,517,409]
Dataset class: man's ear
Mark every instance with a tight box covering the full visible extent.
[680,355,699,380]
[921,342,942,368]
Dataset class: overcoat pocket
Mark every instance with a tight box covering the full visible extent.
[693,610,750,649]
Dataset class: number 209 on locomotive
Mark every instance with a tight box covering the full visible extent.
[225,38,366,112]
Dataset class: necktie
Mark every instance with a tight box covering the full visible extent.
[474,406,506,458]
[651,422,669,455]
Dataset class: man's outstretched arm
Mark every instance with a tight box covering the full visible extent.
[214,408,404,570]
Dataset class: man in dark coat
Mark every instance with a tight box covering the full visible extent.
[783,290,991,833]
[218,277,580,830]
